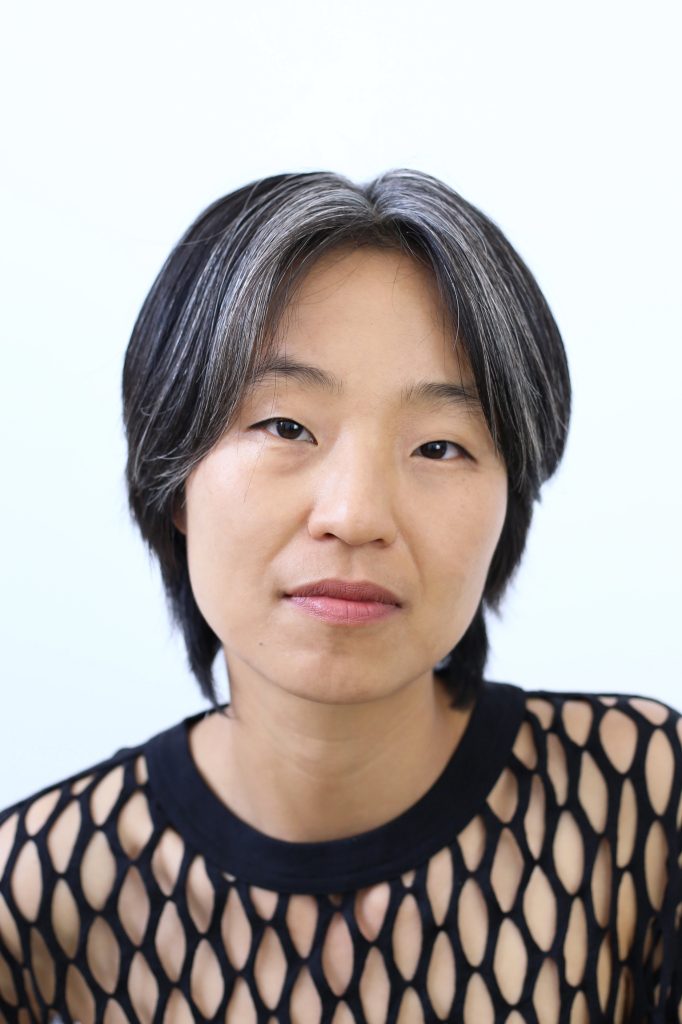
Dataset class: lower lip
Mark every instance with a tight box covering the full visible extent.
[284,595,401,624]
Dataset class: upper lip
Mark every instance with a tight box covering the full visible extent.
[285,578,402,605]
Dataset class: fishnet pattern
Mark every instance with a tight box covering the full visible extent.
[0,690,680,1023]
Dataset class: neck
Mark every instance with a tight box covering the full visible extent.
[188,653,476,843]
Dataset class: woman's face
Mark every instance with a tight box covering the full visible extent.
[176,246,508,704]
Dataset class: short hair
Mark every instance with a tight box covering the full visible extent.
[122,169,571,711]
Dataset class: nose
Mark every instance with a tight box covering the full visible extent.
[306,437,399,546]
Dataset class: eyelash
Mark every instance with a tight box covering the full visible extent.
[249,417,472,461]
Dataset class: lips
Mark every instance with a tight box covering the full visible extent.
[285,578,401,606]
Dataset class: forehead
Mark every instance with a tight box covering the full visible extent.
[246,247,483,417]
[266,245,474,383]
[284,244,448,325]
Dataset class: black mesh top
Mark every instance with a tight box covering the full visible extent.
[0,681,680,1023]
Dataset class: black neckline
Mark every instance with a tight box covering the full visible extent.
[145,679,527,894]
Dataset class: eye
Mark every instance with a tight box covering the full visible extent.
[251,418,315,443]
[417,440,470,461]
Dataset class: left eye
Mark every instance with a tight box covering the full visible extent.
[417,440,468,461]
[250,418,469,460]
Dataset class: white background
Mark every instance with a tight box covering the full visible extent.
[1,0,680,809]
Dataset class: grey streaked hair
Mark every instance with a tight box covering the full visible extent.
[122,169,571,710]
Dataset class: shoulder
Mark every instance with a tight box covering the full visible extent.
[515,687,681,852]
[0,741,151,972]
[0,738,149,840]
[522,687,681,766]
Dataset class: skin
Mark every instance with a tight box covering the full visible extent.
[173,245,509,843]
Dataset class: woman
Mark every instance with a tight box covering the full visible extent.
[0,169,679,1023]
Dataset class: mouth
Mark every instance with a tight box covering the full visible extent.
[283,593,402,625]
[284,578,402,606]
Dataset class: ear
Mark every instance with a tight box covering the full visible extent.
[172,495,187,536]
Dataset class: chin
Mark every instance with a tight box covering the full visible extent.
[277,669,391,706]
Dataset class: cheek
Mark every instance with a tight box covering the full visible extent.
[425,476,508,588]
[183,473,242,609]
[185,517,265,643]
[182,460,288,635]
[479,476,509,562]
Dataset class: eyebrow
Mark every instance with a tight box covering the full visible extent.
[248,357,482,412]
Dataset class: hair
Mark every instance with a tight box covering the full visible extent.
[122,169,571,711]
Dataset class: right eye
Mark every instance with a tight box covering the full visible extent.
[250,418,316,443]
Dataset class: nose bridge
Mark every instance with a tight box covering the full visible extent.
[308,428,398,544]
